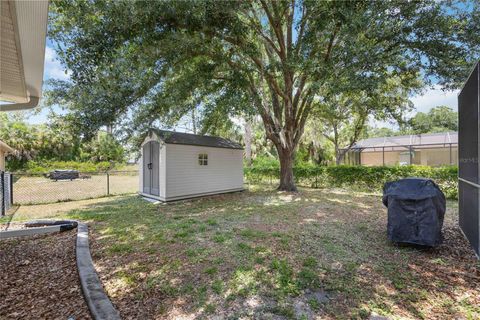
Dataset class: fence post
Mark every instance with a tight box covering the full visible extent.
[10,173,13,205]
[1,171,4,216]
[106,172,110,196]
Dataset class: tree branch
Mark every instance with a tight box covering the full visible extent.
[245,7,282,57]
[324,23,341,62]
[294,2,308,56]
[259,0,286,60]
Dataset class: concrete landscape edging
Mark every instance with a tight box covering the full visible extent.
[0,225,69,239]
[0,219,121,319]
[76,222,121,320]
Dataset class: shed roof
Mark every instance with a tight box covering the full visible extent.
[150,129,243,150]
[351,132,458,150]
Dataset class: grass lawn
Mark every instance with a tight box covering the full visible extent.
[5,186,479,319]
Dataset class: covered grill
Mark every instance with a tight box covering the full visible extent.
[382,178,446,247]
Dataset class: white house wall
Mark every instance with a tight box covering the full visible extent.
[164,144,244,200]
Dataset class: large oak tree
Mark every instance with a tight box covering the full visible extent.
[48,0,479,190]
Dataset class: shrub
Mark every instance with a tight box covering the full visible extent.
[244,164,458,199]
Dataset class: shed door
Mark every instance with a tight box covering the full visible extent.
[143,143,151,194]
[143,141,160,196]
[150,141,160,196]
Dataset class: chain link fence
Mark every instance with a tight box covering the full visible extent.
[12,170,138,205]
[244,165,458,199]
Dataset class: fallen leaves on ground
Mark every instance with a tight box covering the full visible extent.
[0,231,91,319]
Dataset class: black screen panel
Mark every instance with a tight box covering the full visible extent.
[458,64,479,183]
[458,62,480,257]
[459,181,479,256]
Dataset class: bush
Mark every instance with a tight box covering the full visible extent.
[244,164,458,199]
[14,160,114,174]
[79,133,126,163]
[249,156,281,168]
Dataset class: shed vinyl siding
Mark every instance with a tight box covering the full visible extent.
[160,143,167,199]
[165,144,243,200]
[139,147,143,193]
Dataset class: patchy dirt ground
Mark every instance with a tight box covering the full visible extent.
[90,189,480,319]
[0,230,91,319]
[3,187,479,319]
[9,195,127,223]
[12,174,137,205]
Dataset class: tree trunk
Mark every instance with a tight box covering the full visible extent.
[335,149,342,165]
[335,148,347,165]
[191,109,197,134]
[276,146,297,192]
[244,119,252,167]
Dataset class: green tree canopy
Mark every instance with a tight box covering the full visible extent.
[0,113,125,170]
[317,73,420,164]
[366,127,398,138]
[406,106,458,134]
[48,0,480,190]
[0,113,81,169]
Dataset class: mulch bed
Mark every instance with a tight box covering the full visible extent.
[0,230,91,319]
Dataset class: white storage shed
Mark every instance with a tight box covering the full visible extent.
[139,129,244,202]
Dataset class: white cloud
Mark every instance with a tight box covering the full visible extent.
[371,86,459,129]
[410,86,459,113]
[43,46,71,80]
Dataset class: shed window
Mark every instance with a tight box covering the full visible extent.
[198,153,208,165]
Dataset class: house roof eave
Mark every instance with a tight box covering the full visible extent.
[0,0,49,110]
[0,140,14,153]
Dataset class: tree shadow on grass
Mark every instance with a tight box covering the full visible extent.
[56,191,479,319]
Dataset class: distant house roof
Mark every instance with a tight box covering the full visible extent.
[150,129,243,150]
[351,132,458,150]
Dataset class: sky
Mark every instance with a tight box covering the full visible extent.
[369,85,459,129]
[27,41,460,127]
[44,45,71,81]
[25,43,70,124]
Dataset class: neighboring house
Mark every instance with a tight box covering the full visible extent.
[0,140,14,171]
[343,132,458,166]
[140,129,244,202]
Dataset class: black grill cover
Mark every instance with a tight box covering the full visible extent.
[382,178,446,247]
